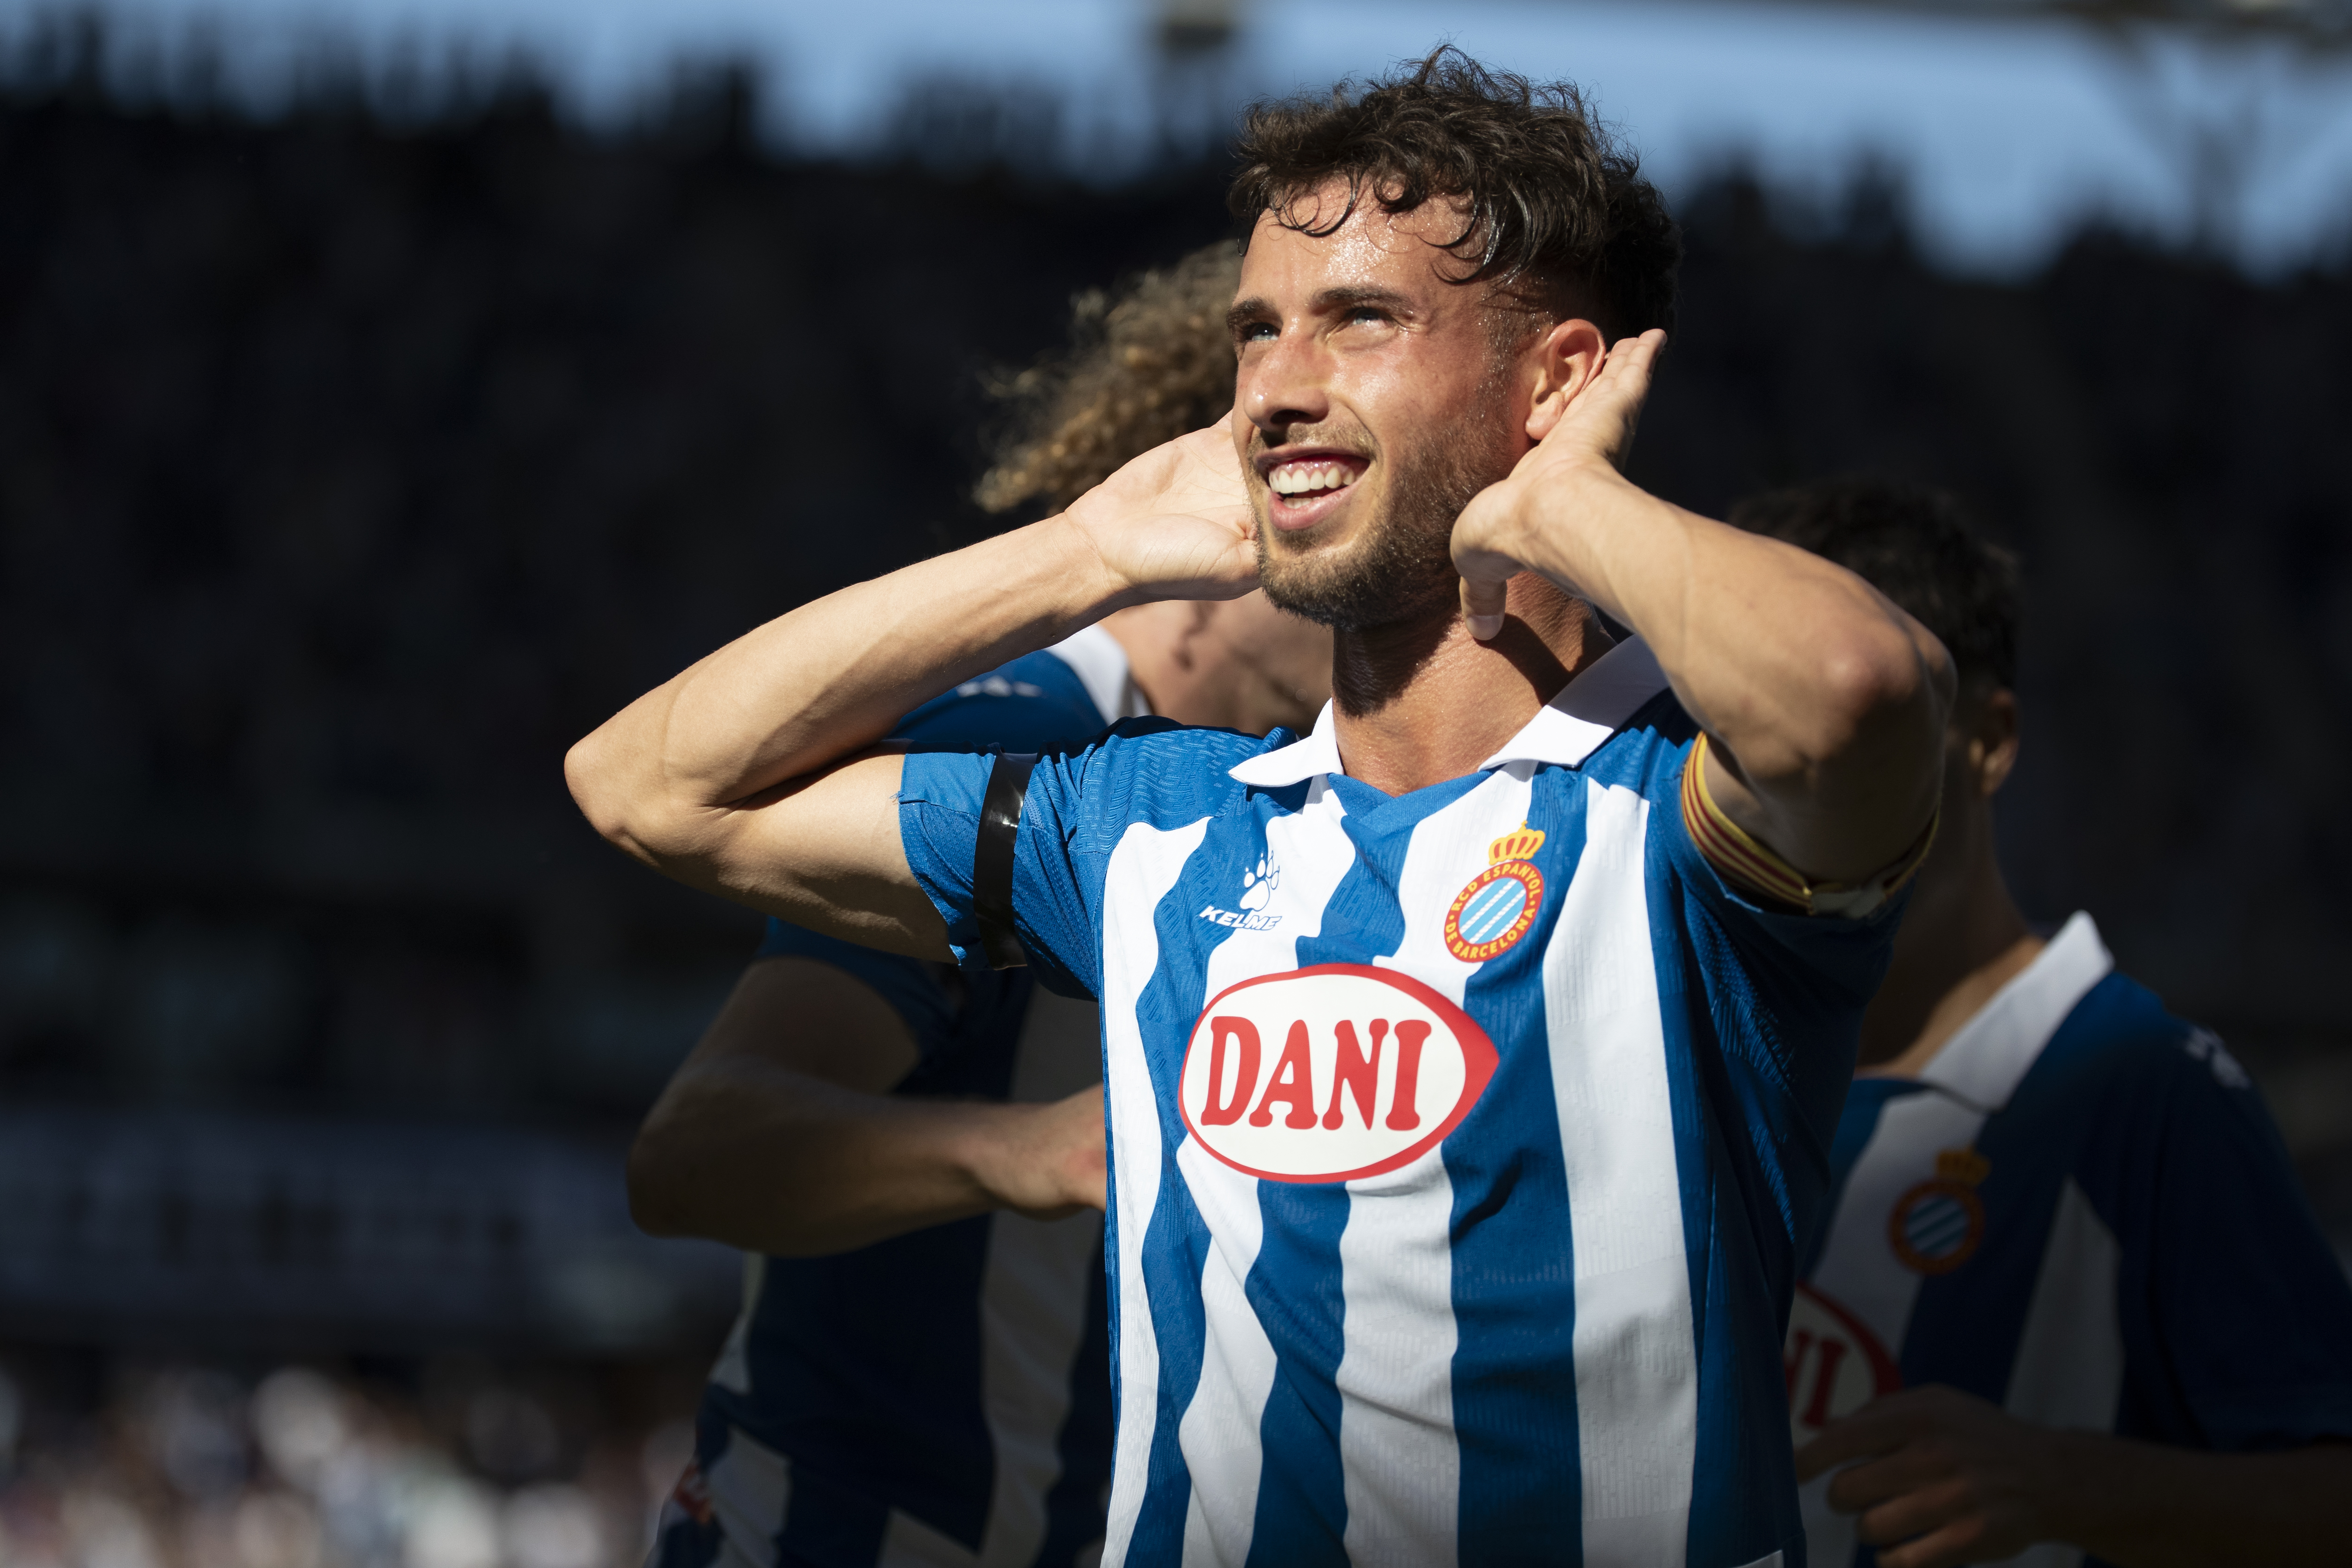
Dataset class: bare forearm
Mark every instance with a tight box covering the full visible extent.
[569,515,1123,850]
[1513,463,1949,876]
[2043,1433,2352,1567]
[628,1059,1037,1256]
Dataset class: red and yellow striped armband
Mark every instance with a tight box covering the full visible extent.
[1679,731,1937,918]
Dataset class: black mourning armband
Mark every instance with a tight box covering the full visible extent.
[972,750,1038,970]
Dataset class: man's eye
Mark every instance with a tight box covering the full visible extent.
[1237,321,1277,343]
[1345,307,1387,325]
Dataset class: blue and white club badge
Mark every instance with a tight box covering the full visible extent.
[1443,822,1546,963]
[1889,1146,1991,1275]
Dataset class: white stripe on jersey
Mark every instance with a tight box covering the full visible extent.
[1173,1134,1274,1568]
[1101,818,1213,1568]
[1974,1177,2123,1568]
[2005,1176,2125,1431]
[971,988,1111,1568]
[1544,778,1697,1566]
[711,1256,765,1396]
[706,1426,793,1568]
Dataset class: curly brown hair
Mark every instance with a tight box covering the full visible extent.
[1228,46,1679,342]
[975,243,1243,516]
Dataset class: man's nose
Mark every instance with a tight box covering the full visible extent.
[1241,324,1330,434]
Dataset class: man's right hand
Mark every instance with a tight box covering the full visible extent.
[1062,421,1259,605]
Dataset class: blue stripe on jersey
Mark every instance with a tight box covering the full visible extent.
[1242,1184,1351,1566]
[1129,1157,1212,1561]
[1440,784,1587,1566]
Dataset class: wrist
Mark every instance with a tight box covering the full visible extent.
[955,1100,1041,1210]
[1048,510,1161,614]
[1496,458,1634,593]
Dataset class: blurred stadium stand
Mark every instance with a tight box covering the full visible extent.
[0,14,2348,1563]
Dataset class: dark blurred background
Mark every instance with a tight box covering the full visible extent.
[2,0,2349,1562]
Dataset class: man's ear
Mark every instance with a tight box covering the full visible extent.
[1972,688,2022,797]
[1524,317,1608,443]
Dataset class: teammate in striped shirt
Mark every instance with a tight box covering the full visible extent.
[1744,479,2352,1568]
[628,249,1329,1568]
[571,50,1953,1567]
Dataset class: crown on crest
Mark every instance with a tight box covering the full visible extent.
[1488,823,1546,864]
[1934,1147,1992,1187]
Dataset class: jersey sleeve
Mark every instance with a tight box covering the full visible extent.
[1679,731,1936,919]
[752,917,959,1059]
[1655,734,1911,1020]
[896,744,1103,1001]
[2107,1025,2352,1450]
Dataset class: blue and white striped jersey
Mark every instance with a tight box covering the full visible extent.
[1790,914,2352,1568]
[654,629,1141,1568]
[898,638,1905,1568]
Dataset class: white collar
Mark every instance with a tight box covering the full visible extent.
[1227,635,1670,788]
[1915,911,2113,1113]
[1047,624,1151,726]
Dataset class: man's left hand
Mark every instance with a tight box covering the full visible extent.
[1795,1385,2064,1568]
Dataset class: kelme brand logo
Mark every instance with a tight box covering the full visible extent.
[1178,964,1499,1184]
[1443,822,1546,963]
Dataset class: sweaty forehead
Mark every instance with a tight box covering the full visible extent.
[1238,182,1476,300]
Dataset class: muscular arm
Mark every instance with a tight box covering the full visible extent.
[627,956,1105,1256]
[1797,1384,2352,1568]
[564,434,1257,951]
[1455,331,1951,883]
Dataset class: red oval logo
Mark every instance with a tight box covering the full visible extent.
[1178,964,1499,1184]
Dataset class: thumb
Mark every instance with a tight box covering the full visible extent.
[1460,572,1510,642]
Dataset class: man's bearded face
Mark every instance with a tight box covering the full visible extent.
[1229,185,1531,635]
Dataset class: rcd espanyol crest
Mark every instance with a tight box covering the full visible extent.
[1889,1147,1992,1275]
[1179,965,1499,1184]
[1443,821,1546,963]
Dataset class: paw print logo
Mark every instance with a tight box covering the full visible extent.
[1239,854,1279,911]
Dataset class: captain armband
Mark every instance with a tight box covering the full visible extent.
[972,750,1039,969]
[1680,731,1936,919]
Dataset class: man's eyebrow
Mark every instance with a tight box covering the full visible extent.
[1314,285,1414,314]
[1227,286,1416,337]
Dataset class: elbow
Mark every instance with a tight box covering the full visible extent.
[564,728,633,849]
[1809,619,1952,763]
[565,726,675,865]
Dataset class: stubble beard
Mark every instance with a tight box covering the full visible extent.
[1255,396,1514,633]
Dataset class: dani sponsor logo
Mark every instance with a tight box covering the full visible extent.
[1782,1283,1901,1446]
[1178,964,1498,1183]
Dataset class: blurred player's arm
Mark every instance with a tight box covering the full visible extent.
[1453,329,1950,891]
[1795,1385,2352,1568]
[628,956,1104,1256]
[564,429,1256,952]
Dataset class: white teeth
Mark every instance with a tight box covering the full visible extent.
[1269,461,1358,497]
